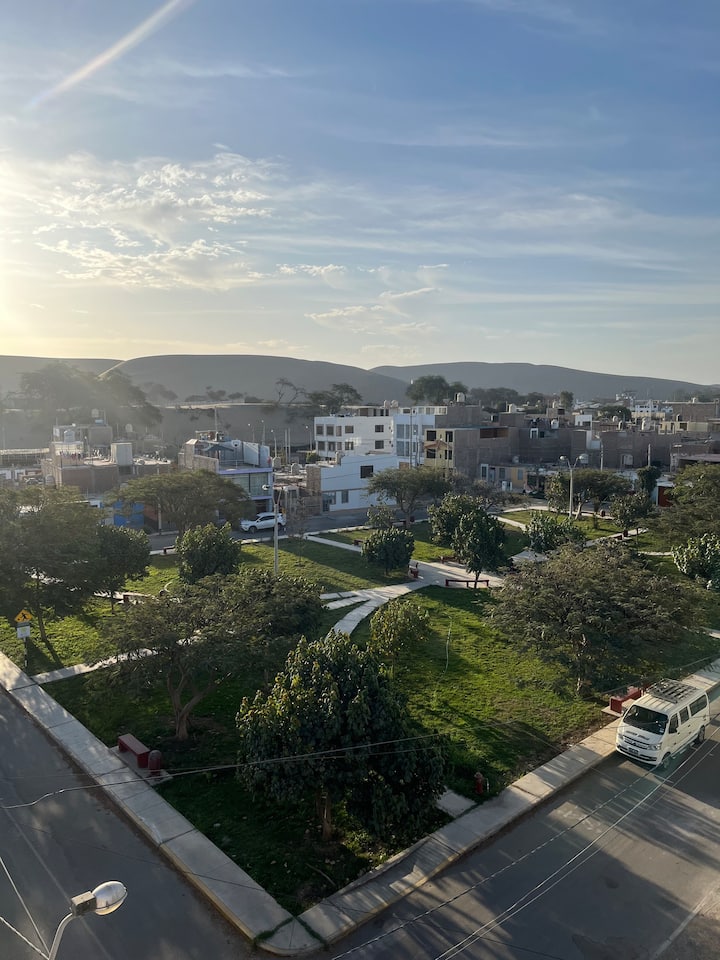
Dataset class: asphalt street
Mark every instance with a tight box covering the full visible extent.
[0,691,254,960]
[327,716,720,960]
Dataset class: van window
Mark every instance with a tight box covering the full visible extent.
[679,707,689,724]
[669,715,679,734]
[690,697,707,716]
[623,705,667,734]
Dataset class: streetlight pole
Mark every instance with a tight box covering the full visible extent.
[48,882,127,959]
[263,484,280,574]
[560,454,588,518]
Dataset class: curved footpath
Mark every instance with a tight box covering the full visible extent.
[2,534,720,955]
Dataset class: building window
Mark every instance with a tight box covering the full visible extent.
[427,430,437,441]
[328,441,336,452]
[499,467,506,480]
[374,424,384,433]
[344,425,354,434]
[374,440,384,450]
[345,441,353,451]
[316,425,324,435]
[446,431,453,442]
[341,490,349,504]
[517,468,524,480]
[335,426,342,436]
[360,464,374,479]
[317,441,326,451]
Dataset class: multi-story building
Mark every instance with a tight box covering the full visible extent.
[305,452,401,514]
[178,431,274,513]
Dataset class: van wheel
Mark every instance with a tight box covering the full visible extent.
[695,725,706,745]
[659,753,671,770]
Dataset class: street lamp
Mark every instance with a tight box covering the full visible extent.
[262,483,280,575]
[48,881,127,959]
[559,455,588,518]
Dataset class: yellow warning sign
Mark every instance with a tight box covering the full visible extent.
[14,609,33,623]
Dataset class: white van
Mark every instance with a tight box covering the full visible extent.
[615,679,709,769]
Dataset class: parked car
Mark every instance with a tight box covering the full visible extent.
[240,512,285,533]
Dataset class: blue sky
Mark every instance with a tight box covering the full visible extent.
[1,0,719,383]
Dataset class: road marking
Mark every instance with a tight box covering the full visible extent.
[649,884,720,959]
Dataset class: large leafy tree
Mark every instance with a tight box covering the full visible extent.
[549,468,631,519]
[94,525,151,611]
[119,470,249,535]
[19,362,160,427]
[366,465,450,518]
[407,376,452,404]
[10,487,105,641]
[428,493,479,546]
[493,543,697,695]
[526,512,584,554]
[304,382,363,412]
[104,571,323,739]
[237,632,448,841]
[363,527,415,575]
[452,508,505,586]
[672,534,720,591]
[610,493,655,537]
[176,523,241,584]
[657,463,720,543]
[368,599,431,677]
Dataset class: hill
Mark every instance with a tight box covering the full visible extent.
[102,355,410,404]
[371,362,720,401]
[0,357,119,395]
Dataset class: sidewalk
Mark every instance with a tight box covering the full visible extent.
[3,650,719,956]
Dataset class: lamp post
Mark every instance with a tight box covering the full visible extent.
[559,455,588,518]
[48,881,127,959]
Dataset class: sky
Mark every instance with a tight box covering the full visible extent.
[1,1,719,383]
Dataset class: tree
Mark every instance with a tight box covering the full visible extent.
[94,525,151,611]
[237,632,447,841]
[656,463,720,543]
[363,528,415,575]
[407,376,451,405]
[104,571,323,739]
[366,465,450,518]
[368,599,431,676]
[452,508,505,586]
[176,523,241,584]
[468,387,522,413]
[366,503,397,530]
[672,534,720,590]
[304,383,363,412]
[526,513,584,554]
[118,470,249,535]
[610,493,655,537]
[548,469,631,519]
[559,390,574,411]
[598,404,632,423]
[12,487,105,642]
[428,493,480,546]
[493,543,697,695]
[636,465,661,498]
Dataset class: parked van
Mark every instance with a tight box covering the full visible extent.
[615,679,709,768]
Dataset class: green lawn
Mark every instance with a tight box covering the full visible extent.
[321,521,529,565]
[5,526,719,915]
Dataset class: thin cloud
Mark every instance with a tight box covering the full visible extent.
[28,0,196,108]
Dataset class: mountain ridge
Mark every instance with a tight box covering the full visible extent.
[0,354,716,404]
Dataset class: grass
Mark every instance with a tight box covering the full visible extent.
[6,526,719,914]
[321,521,529,565]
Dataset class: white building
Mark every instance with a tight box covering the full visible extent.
[305,452,401,514]
[313,403,448,467]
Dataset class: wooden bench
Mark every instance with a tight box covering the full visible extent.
[118,733,150,768]
[444,577,490,588]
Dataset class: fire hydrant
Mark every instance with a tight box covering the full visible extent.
[474,771,488,796]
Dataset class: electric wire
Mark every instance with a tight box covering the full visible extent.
[327,731,718,959]
[0,851,48,954]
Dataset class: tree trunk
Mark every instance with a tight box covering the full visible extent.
[316,789,333,840]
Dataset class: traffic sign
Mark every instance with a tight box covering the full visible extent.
[14,609,33,623]
[16,624,31,639]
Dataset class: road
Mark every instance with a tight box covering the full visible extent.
[329,716,720,960]
[0,691,254,960]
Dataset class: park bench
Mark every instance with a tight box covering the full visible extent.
[118,733,150,768]
[444,577,490,588]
